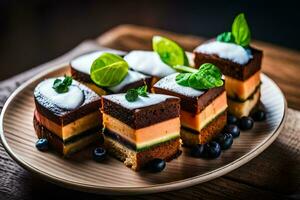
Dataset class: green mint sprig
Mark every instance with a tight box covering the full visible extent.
[174,63,223,90]
[52,76,73,93]
[216,32,235,43]
[216,13,251,47]
[125,85,148,102]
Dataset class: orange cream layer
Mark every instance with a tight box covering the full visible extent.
[181,92,227,132]
[35,110,100,140]
[103,114,180,148]
[225,70,260,100]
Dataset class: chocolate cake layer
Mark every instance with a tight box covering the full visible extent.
[194,46,263,81]
[153,73,225,114]
[102,94,180,129]
[181,111,227,146]
[34,80,101,125]
[34,117,101,155]
[71,67,92,83]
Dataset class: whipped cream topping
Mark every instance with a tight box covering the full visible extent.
[70,50,126,75]
[37,78,84,110]
[103,93,178,110]
[124,50,176,78]
[154,73,206,97]
[195,41,252,65]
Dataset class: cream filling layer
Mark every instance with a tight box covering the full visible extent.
[35,110,100,141]
[181,92,227,132]
[228,89,260,118]
[103,114,180,149]
[62,132,98,155]
[225,70,261,100]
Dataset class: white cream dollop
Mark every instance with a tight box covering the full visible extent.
[124,50,176,78]
[70,50,126,74]
[195,41,252,65]
[154,73,205,98]
[103,93,178,110]
[38,78,84,110]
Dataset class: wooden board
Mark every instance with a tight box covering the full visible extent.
[0,25,299,199]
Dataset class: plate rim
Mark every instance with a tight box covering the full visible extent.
[0,63,287,195]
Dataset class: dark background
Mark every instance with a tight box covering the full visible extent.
[1,0,300,81]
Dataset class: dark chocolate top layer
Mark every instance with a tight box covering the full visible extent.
[153,73,225,113]
[102,93,180,129]
[71,66,92,83]
[34,78,101,125]
[194,44,263,80]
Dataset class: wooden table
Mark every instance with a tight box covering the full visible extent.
[0,25,299,200]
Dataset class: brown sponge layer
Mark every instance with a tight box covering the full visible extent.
[104,137,181,171]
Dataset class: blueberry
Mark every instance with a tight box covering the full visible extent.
[93,147,106,162]
[251,110,266,121]
[190,144,205,158]
[227,114,238,125]
[147,158,166,172]
[224,124,240,138]
[215,133,233,150]
[204,141,221,158]
[239,116,254,130]
[35,138,49,151]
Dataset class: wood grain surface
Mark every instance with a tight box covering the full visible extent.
[0,25,299,200]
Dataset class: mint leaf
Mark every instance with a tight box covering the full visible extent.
[232,13,251,47]
[125,89,139,102]
[216,32,235,43]
[52,76,73,93]
[152,36,188,67]
[125,85,149,102]
[90,53,128,87]
[63,75,72,86]
[175,73,192,86]
[137,85,148,97]
[175,63,223,90]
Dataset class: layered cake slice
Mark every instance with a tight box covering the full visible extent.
[70,50,151,94]
[101,92,181,170]
[33,76,102,156]
[193,13,263,117]
[153,73,227,146]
